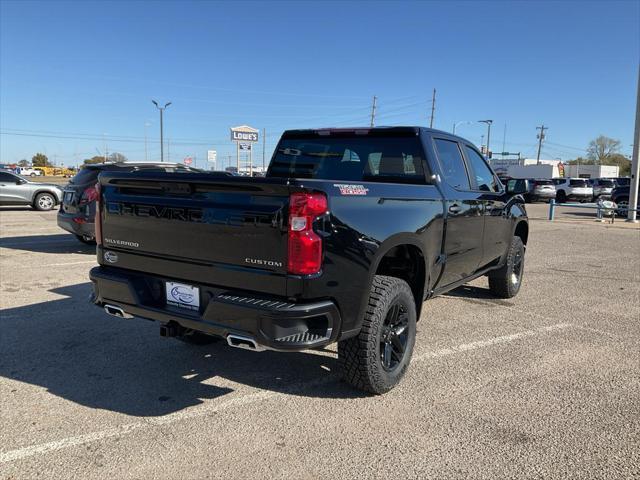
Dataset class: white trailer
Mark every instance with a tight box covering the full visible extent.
[506,164,560,179]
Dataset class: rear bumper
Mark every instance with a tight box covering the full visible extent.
[566,193,592,201]
[57,213,95,238]
[89,266,341,351]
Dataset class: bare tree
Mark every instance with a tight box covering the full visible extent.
[587,135,622,163]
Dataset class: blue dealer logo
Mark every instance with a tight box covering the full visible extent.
[170,286,195,304]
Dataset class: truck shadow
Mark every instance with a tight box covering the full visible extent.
[0,234,95,254]
[0,283,364,418]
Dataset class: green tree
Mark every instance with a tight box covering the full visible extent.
[586,135,622,163]
[17,159,29,167]
[32,153,49,167]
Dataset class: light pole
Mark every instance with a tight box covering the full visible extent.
[144,121,151,162]
[478,120,493,158]
[452,121,473,134]
[152,100,171,162]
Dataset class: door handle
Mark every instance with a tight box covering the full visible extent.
[448,204,462,214]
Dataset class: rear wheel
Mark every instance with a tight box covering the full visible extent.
[616,198,629,216]
[488,236,525,299]
[338,275,417,394]
[556,190,567,203]
[33,192,55,211]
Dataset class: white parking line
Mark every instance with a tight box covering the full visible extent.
[0,322,572,464]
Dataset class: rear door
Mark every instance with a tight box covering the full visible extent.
[431,137,484,286]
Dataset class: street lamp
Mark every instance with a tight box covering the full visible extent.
[452,121,473,134]
[152,100,171,162]
[478,120,493,158]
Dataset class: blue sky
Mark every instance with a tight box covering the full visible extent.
[1,0,638,169]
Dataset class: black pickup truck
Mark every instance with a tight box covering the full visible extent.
[90,127,529,394]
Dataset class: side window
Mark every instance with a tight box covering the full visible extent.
[0,172,17,182]
[464,145,499,192]
[433,139,470,190]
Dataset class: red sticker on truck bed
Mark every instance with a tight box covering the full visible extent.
[333,184,369,195]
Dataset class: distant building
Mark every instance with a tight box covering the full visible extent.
[564,164,618,179]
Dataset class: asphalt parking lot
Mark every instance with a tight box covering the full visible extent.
[0,204,638,479]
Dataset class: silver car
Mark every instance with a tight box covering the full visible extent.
[0,170,63,211]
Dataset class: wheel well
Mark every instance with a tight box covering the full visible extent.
[374,244,425,317]
[33,190,57,204]
[514,221,528,245]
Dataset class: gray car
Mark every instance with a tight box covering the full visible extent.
[0,170,63,211]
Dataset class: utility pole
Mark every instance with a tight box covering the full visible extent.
[429,88,436,128]
[536,124,547,165]
[167,139,171,163]
[627,65,639,222]
[370,95,377,127]
[262,128,266,172]
[152,100,171,162]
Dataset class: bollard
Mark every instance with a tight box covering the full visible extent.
[596,202,603,222]
[548,199,555,221]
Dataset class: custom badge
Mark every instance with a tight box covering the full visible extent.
[333,184,369,196]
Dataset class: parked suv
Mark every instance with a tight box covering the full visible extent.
[58,162,200,243]
[552,178,593,203]
[511,178,556,203]
[611,184,639,216]
[0,170,62,210]
[589,178,615,200]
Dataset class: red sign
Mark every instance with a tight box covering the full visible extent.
[183,157,193,165]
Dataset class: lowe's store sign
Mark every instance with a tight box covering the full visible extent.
[230,127,259,143]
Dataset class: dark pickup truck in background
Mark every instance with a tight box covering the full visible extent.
[89,127,529,394]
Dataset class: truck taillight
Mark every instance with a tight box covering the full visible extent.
[287,192,327,275]
[94,182,102,246]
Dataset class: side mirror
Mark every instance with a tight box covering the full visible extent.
[506,180,526,195]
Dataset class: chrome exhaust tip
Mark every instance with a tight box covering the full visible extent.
[103,304,133,319]
[226,334,265,352]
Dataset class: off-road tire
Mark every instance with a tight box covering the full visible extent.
[488,236,525,299]
[338,275,417,394]
[33,192,55,211]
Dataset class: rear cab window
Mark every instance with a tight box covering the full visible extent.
[569,179,589,187]
[268,132,428,184]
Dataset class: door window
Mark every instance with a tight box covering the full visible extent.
[0,172,17,182]
[433,139,470,190]
[464,145,499,192]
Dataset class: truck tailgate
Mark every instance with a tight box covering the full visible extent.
[97,172,291,292]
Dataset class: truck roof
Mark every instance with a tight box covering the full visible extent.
[281,126,466,141]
